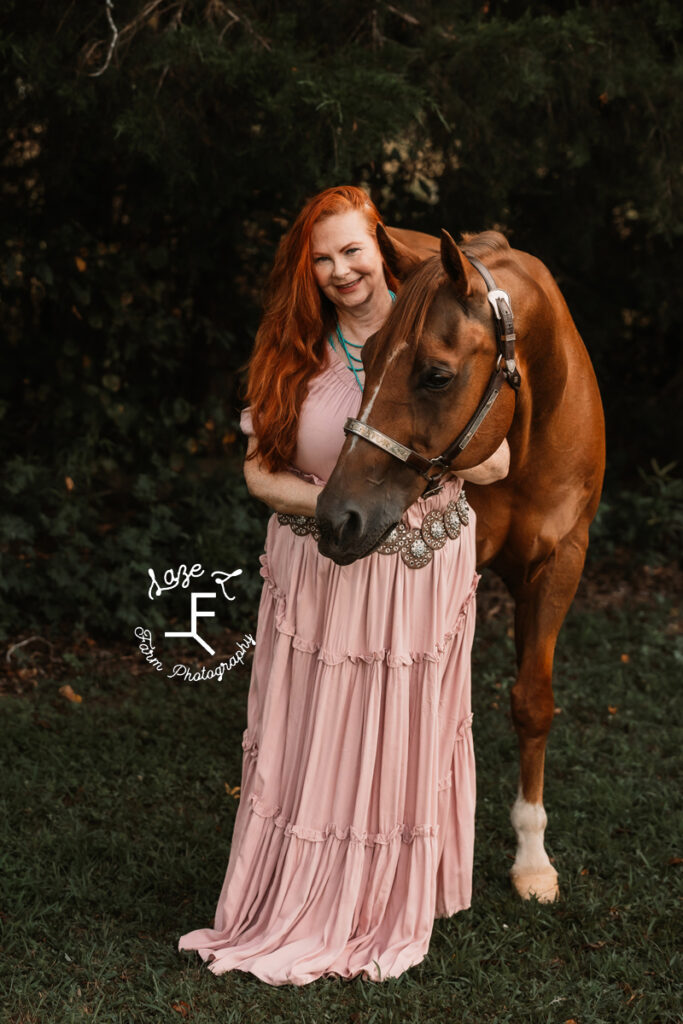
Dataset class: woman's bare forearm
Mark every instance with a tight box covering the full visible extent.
[244,433,509,515]
[454,438,510,484]
[243,440,323,516]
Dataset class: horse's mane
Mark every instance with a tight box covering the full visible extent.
[459,229,510,256]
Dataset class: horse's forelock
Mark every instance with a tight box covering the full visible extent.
[386,256,446,347]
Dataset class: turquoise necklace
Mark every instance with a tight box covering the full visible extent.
[330,290,396,391]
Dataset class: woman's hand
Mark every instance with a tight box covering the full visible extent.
[243,437,324,516]
[454,438,510,485]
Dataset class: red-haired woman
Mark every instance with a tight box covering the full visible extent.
[179,186,509,985]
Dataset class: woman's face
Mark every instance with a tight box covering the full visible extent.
[310,209,387,313]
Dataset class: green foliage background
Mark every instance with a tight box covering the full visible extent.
[1,0,682,642]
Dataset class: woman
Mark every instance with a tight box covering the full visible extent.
[178,186,509,986]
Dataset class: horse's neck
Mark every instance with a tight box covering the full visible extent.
[513,253,575,414]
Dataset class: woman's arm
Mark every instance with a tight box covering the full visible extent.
[454,438,510,485]
[244,433,509,513]
[243,437,323,516]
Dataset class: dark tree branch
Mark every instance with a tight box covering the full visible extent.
[88,0,119,77]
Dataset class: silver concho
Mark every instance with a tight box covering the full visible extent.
[456,489,469,525]
[421,509,448,550]
[375,522,409,554]
[277,513,321,540]
[400,529,434,568]
[443,501,462,540]
[277,491,470,569]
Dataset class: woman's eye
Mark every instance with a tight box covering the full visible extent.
[345,247,360,255]
[314,256,329,264]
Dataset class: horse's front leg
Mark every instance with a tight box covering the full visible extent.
[504,526,589,902]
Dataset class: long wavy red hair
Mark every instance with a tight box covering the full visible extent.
[244,185,398,472]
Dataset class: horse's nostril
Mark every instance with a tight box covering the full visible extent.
[318,505,365,549]
[339,507,364,547]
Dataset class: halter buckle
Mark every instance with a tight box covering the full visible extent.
[487,289,511,320]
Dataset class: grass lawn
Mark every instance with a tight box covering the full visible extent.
[1,577,681,1023]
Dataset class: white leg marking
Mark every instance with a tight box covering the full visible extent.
[510,784,559,902]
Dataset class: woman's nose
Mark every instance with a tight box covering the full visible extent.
[332,258,350,280]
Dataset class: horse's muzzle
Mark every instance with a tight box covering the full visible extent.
[316,503,374,564]
[316,493,402,565]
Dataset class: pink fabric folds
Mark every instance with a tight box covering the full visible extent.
[178,482,478,985]
[178,347,478,986]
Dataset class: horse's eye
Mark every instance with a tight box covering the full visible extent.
[423,371,453,391]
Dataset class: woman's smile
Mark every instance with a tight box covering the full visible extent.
[335,277,362,293]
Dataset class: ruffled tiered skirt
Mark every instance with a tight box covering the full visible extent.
[178,480,478,986]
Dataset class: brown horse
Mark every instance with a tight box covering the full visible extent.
[316,225,606,902]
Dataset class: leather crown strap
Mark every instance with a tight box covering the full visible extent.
[343,253,521,498]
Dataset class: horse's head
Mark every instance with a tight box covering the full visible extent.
[316,226,517,564]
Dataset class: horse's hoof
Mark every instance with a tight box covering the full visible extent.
[510,866,559,902]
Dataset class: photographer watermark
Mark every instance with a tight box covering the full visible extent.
[134,562,254,679]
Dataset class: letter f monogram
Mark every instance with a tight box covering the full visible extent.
[165,592,217,655]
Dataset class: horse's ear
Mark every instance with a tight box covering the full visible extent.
[376,224,424,281]
[440,229,474,300]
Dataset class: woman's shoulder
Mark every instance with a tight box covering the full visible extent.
[240,341,360,438]
[239,406,254,437]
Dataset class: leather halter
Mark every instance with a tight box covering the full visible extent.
[343,254,522,498]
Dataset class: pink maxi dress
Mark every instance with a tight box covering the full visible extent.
[178,342,479,986]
